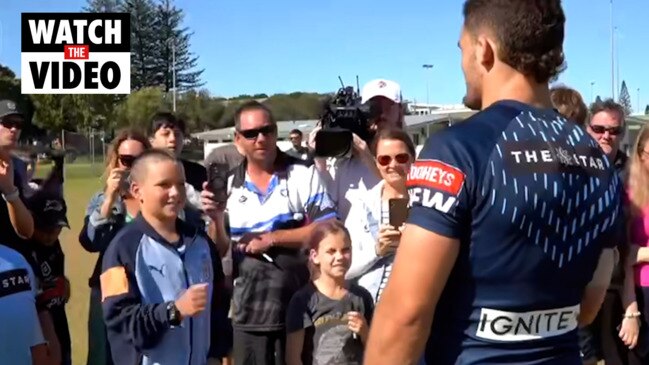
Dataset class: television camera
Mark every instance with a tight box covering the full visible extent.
[314,77,380,158]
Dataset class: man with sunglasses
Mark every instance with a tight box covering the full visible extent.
[0,100,35,247]
[201,101,336,365]
[583,99,632,365]
[586,99,627,179]
[285,129,313,163]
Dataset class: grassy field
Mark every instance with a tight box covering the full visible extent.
[38,163,104,365]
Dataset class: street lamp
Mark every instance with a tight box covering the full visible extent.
[610,0,616,99]
[638,88,641,114]
[0,20,3,59]
[167,37,177,112]
[422,64,434,105]
[590,81,595,103]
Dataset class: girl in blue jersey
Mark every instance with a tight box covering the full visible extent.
[286,220,374,365]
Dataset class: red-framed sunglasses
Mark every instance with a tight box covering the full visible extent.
[377,153,410,166]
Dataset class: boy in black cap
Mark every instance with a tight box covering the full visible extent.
[15,189,73,365]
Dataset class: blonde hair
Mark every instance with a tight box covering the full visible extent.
[626,124,649,216]
[102,129,150,179]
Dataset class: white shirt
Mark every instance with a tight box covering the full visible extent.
[323,156,381,224]
[344,180,394,303]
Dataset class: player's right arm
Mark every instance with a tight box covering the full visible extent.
[364,133,471,365]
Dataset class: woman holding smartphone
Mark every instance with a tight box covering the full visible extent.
[345,128,415,304]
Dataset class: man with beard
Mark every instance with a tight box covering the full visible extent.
[365,1,621,364]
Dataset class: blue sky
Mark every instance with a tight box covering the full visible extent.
[1,0,648,111]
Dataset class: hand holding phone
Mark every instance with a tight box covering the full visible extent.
[207,163,229,204]
[388,198,409,228]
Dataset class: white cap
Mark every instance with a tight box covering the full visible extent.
[361,79,402,104]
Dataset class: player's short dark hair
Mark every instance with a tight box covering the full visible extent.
[589,98,626,126]
[233,101,275,130]
[550,86,588,126]
[462,0,566,83]
[289,129,302,136]
[150,112,186,136]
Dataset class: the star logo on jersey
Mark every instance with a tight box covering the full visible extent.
[554,147,575,166]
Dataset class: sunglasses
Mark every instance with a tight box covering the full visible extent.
[377,153,410,166]
[118,155,137,168]
[590,125,623,136]
[0,117,24,130]
[237,125,277,140]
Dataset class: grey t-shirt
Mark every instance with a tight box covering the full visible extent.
[286,282,374,365]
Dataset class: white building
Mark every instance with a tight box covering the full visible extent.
[406,102,469,116]
[192,107,476,159]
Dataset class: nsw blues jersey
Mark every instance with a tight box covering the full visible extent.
[407,100,623,365]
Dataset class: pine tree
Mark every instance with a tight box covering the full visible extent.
[595,95,603,104]
[645,104,649,115]
[618,80,633,116]
[154,0,204,91]
[84,0,123,12]
[123,0,160,90]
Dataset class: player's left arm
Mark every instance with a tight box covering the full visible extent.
[579,248,616,326]
[580,185,623,326]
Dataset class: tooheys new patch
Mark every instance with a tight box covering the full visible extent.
[407,159,466,214]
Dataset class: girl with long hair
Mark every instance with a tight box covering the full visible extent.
[622,124,649,363]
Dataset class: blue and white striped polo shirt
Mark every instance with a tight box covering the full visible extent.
[226,151,337,331]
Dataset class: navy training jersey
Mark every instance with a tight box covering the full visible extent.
[407,100,622,365]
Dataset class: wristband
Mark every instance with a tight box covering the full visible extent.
[1,188,19,202]
[623,312,641,319]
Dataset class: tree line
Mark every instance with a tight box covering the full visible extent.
[0,0,330,142]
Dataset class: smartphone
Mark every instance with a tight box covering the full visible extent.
[118,170,131,196]
[388,198,410,228]
[208,163,229,203]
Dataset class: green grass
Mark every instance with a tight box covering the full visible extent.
[36,163,103,365]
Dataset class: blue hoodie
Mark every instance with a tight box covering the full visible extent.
[101,214,231,365]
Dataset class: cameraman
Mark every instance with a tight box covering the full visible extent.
[309,79,405,222]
